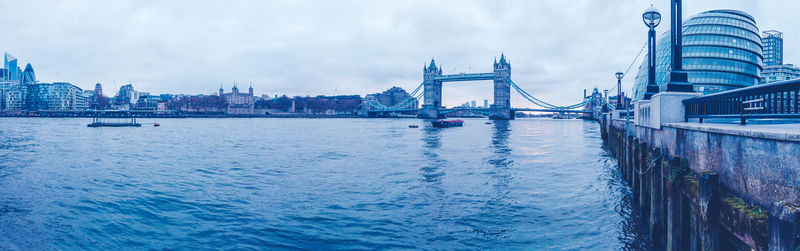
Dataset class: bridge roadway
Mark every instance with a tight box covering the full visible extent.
[433,73,495,82]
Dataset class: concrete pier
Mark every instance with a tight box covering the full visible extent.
[599,93,800,250]
[488,107,514,120]
[417,105,442,119]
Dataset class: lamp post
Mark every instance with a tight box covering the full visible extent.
[665,0,694,92]
[615,72,624,108]
[643,6,661,100]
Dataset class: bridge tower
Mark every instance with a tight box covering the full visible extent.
[490,54,514,120]
[418,59,443,119]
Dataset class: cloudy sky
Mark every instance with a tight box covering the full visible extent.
[1,0,796,107]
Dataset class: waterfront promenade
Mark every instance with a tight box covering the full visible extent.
[598,88,800,250]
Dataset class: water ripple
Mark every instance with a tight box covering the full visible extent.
[0,118,651,249]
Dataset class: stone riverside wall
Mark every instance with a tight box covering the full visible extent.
[599,116,800,250]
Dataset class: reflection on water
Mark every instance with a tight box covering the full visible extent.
[421,125,445,183]
[0,118,652,249]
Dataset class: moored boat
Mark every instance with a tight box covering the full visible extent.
[431,119,464,128]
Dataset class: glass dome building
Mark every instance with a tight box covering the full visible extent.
[632,10,763,100]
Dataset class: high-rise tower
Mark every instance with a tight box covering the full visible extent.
[21,63,35,83]
[762,30,784,66]
[4,53,18,81]
[94,83,103,97]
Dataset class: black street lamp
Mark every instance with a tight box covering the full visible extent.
[665,0,694,92]
[615,72,624,108]
[643,6,661,100]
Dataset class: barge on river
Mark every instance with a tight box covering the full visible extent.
[431,119,464,128]
[87,116,142,127]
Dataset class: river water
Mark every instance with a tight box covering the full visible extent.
[0,117,651,250]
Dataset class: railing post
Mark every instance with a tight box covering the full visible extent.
[740,93,746,125]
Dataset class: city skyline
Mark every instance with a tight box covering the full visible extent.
[1,0,798,107]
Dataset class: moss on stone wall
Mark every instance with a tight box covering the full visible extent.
[718,191,769,249]
[669,157,690,184]
[722,196,768,222]
[682,175,700,198]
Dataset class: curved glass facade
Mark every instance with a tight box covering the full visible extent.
[633,10,763,100]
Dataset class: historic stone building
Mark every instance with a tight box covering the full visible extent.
[219,84,254,115]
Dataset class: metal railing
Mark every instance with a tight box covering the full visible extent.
[683,78,800,125]
[619,110,634,119]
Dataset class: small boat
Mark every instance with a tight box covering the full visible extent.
[485,122,492,125]
[432,119,464,128]
[153,123,160,127]
[408,125,419,128]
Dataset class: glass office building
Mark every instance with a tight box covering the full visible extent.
[633,10,763,100]
[762,30,783,66]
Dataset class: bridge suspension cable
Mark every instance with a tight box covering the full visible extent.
[364,82,424,111]
[508,78,591,110]
[609,40,648,94]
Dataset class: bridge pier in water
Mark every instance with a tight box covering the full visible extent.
[417,54,516,120]
[418,105,441,119]
[489,55,513,120]
[417,59,443,119]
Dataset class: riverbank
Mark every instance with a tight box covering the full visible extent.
[0,113,362,119]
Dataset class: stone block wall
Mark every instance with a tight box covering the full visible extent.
[600,116,800,250]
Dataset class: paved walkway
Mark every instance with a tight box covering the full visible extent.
[665,122,800,142]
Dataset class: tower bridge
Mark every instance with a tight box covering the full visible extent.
[363,54,602,119]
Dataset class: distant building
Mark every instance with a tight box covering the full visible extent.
[0,59,20,111]
[76,90,92,110]
[761,64,800,84]
[762,30,783,66]
[114,84,140,106]
[20,63,34,84]
[3,53,21,81]
[470,100,476,108]
[3,81,83,111]
[219,84,254,114]
[364,86,418,110]
[94,83,103,97]
[0,53,87,111]
[91,83,109,109]
[758,30,800,84]
[483,99,488,108]
[582,88,605,119]
[608,92,632,110]
[47,82,82,110]
[134,94,162,110]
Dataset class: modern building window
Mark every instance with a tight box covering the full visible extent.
[633,10,763,99]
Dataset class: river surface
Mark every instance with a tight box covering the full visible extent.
[0,117,651,250]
